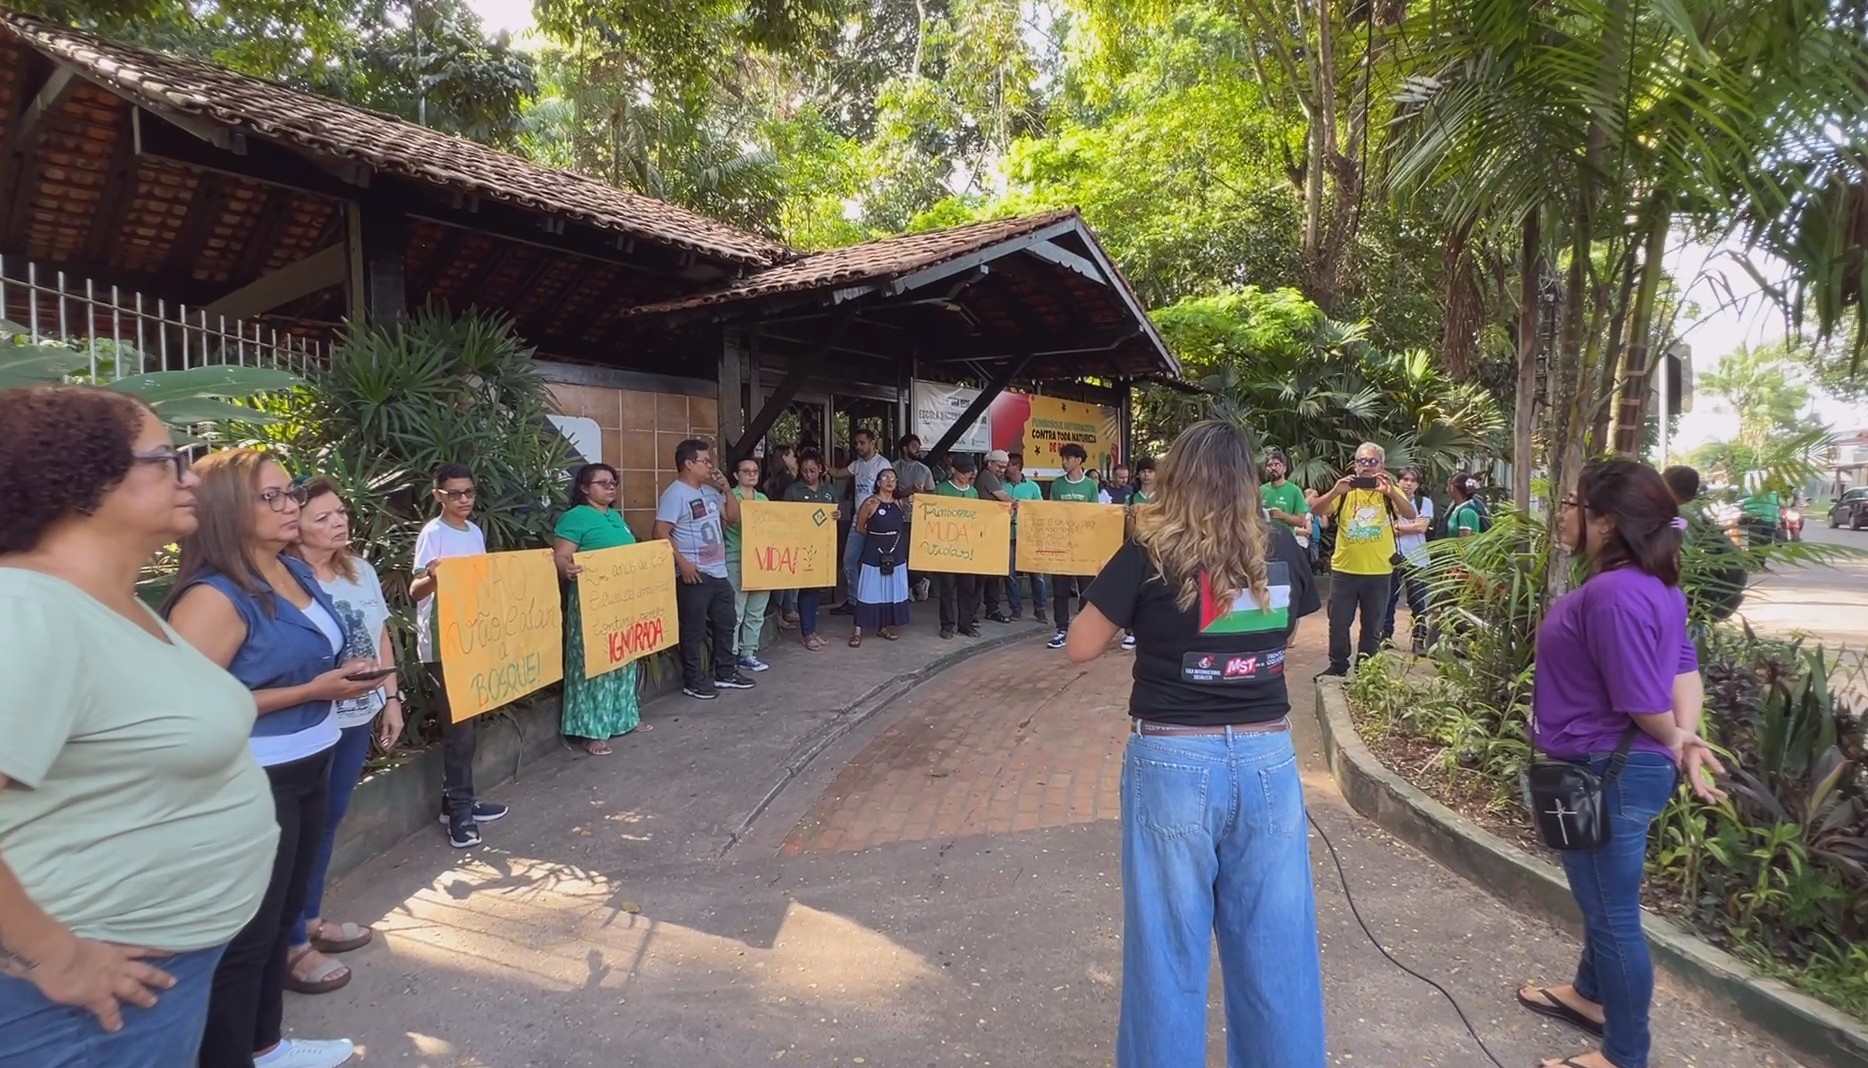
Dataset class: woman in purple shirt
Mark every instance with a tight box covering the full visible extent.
[1518,460,1723,1068]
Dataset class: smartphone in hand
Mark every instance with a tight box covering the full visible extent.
[345,666,398,683]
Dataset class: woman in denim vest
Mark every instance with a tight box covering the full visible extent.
[165,450,375,1068]
[1064,421,1327,1068]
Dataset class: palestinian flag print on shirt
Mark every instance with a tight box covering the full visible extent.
[1197,561,1292,634]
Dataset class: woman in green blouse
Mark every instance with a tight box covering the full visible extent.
[551,464,642,755]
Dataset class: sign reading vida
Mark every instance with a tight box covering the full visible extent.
[436,549,565,722]
[1015,500,1127,576]
[739,499,837,591]
[909,498,1012,575]
[575,540,679,677]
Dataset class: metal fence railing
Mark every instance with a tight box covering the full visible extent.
[0,254,325,380]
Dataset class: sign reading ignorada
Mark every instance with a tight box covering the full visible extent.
[739,499,838,591]
[1015,500,1127,576]
[574,540,680,678]
[909,497,1012,575]
[435,549,564,721]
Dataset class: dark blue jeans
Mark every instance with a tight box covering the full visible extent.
[0,943,226,1067]
[1558,751,1677,1068]
[798,588,821,638]
[292,722,373,947]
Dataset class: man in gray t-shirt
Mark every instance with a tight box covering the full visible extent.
[653,439,755,698]
[894,434,936,602]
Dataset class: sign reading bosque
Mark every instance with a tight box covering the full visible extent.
[435,549,565,721]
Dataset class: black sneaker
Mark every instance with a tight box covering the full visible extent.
[435,801,507,826]
[1046,631,1067,650]
[448,814,481,849]
[1316,666,1348,679]
[986,612,1011,624]
[939,627,955,640]
[684,685,719,700]
[715,674,756,690]
[959,624,982,637]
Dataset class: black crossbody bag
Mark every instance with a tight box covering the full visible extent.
[1523,724,1639,851]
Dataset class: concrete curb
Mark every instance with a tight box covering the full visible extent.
[720,627,1042,855]
[1311,677,1868,1068]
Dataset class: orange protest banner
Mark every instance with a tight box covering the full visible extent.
[909,497,1012,574]
[434,549,564,721]
[574,540,680,678]
[1015,500,1127,575]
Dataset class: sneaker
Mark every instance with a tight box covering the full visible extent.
[939,627,955,640]
[253,1037,356,1068]
[715,674,756,690]
[959,624,982,637]
[738,655,770,673]
[914,577,932,602]
[1316,667,1348,679]
[435,801,507,826]
[1121,633,1137,651]
[1047,631,1067,650]
[684,685,719,700]
[1010,607,1023,620]
[986,612,1012,624]
[1034,611,1049,625]
[447,814,481,849]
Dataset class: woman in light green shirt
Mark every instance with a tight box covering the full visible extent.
[725,457,773,673]
[552,464,642,755]
[0,386,276,1066]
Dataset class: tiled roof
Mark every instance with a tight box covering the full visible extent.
[1,11,791,266]
[621,209,1084,317]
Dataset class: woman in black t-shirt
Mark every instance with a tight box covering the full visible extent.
[1067,419,1326,1068]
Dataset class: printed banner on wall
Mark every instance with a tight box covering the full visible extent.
[739,500,838,591]
[574,540,680,679]
[909,497,1012,574]
[435,549,565,721]
[1015,500,1128,576]
[987,392,1119,478]
[912,380,992,453]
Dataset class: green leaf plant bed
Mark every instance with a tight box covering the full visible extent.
[1326,642,1868,1068]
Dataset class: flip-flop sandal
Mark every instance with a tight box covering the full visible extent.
[849,632,863,647]
[880,629,899,640]
[285,947,352,994]
[1540,1058,1605,1068]
[308,920,373,954]
[1516,988,1605,1039]
[583,740,614,756]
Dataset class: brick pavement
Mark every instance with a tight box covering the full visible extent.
[781,654,1126,854]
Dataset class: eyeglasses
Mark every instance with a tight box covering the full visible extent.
[1354,457,1384,468]
[440,488,478,502]
[131,447,190,482]
[1561,496,1579,510]
[586,479,617,489]
[258,485,310,512]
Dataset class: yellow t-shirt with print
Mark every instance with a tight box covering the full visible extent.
[1330,488,1397,576]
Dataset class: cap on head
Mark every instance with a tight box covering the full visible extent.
[985,449,1009,465]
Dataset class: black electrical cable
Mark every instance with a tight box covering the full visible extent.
[1307,809,1511,1068]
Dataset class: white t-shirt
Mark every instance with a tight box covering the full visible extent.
[1397,497,1435,567]
[849,454,894,504]
[318,558,392,729]
[414,517,487,663]
[249,599,343,766]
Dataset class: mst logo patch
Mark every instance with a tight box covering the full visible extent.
[1182,648,1286,684]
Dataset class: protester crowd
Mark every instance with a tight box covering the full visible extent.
[0,381,1728,1068]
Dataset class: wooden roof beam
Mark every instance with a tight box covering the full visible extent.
[203,242,346,321]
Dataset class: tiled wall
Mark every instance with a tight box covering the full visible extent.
[546,381,720,539]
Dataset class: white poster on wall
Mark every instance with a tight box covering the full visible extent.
[548,414,603,465]
[912,380,990,453]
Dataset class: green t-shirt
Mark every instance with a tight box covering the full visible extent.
[0,569,278,951]
[936,480,980,498]
[1742,492,1781,524]
[1049,473,1102,503]
[1261,480,1306,527]
[784,481,837,506]
[1448,500,1483,536]
[723,486,768,554]
[1131,489,1156,507]
[553,504,638,552]
[1008,478,1044,535]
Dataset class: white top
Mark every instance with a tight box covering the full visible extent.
[1397,496,1435,567]
[414,517,487,662]
[248,598,343,766]
[318,558,392,729]
[849,454,894,503]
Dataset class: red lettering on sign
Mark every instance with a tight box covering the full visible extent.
[756,546,800,574]
[605,617,667,663]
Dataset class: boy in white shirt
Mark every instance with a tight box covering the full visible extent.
[409,463,510,848]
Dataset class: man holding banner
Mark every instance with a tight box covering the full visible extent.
[933,456,985,638]
[1046,443,1111,650]
[654,439,757,701]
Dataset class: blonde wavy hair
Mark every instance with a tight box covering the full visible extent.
[1132,420,1271,612]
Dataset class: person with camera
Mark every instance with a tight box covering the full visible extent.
[1517,459,1723,1068]
[1308,442,1416,677]
[849,467,910,646]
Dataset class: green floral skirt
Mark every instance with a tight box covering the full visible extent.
[561,585,641,740]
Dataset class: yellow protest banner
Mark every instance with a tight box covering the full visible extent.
[1016,500,1127,575]
[574,540,680,678]
[435,549,564,722]
[909,497,1012,574]
[739,499,838,591]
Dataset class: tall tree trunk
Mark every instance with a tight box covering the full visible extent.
[1608,210,1671,455]
[1513,212,1541,513]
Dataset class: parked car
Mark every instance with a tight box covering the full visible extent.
[1829,488,1868,530]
